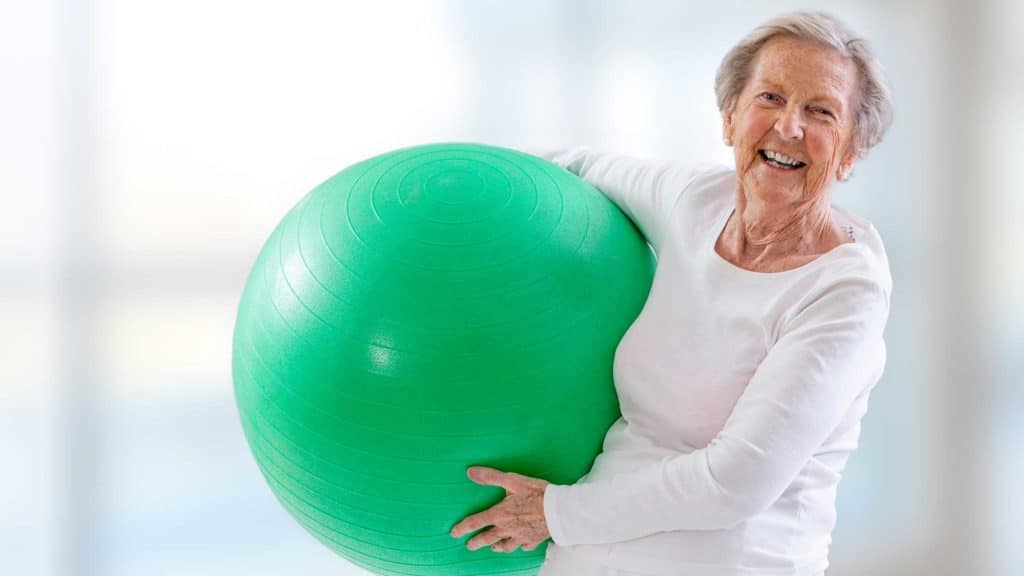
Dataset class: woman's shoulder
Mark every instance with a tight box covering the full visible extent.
[758,206,892,332]
[828,204,893,299]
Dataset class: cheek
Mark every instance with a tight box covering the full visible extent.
[736,111,774,142]
[733,110,774,174]
[800,127,844,198]
[807,127,842,171]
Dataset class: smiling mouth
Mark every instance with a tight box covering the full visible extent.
[758,150,807,170]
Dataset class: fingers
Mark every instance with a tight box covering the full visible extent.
[490,538,517,553]
[468,534,542,554]
[488,538,544,553]
[467,466,538,492]
[450,509,494,539]
[466,528,508,551]
[466,466,515,489]
[453,518,543,554]
[453,467,550,553]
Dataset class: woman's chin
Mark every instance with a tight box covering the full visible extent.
[743,175,807,202]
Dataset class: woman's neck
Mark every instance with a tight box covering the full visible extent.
[717,191,848,272]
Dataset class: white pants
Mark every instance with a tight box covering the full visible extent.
[539,544,647,576]
[539,544,826,576]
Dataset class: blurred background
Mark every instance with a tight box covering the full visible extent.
[2,0,1020,574]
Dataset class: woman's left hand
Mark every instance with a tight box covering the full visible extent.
[449,466,551,553]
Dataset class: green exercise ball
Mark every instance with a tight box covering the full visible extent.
[232,142,654,575]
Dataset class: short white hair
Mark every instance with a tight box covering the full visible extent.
[714,11,893,158]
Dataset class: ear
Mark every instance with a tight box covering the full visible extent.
[837,147,859,181]
[721,106,735,146]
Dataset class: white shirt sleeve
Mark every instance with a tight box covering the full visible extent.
[525,146,700,252]
[543,275,890,546]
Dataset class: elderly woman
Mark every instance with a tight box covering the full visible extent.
[450,11,893,576]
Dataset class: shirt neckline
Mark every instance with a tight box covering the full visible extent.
[708,204,862,278]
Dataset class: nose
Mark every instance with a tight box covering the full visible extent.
[774,105,804,141]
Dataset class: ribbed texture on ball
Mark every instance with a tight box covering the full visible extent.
[232,143,654,575]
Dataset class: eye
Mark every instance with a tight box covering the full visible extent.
[758,92,781,103]
[811,106,835,118]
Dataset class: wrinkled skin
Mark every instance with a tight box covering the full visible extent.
[719,35,862,272]
[449,467,551,553]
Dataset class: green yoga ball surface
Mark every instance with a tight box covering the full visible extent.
[232,143,655,575]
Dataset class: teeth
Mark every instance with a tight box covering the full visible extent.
[764,150,803,166]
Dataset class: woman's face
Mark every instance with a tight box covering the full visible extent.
[723,36,860,206]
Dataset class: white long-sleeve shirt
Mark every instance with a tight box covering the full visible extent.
[532,148,892,575]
